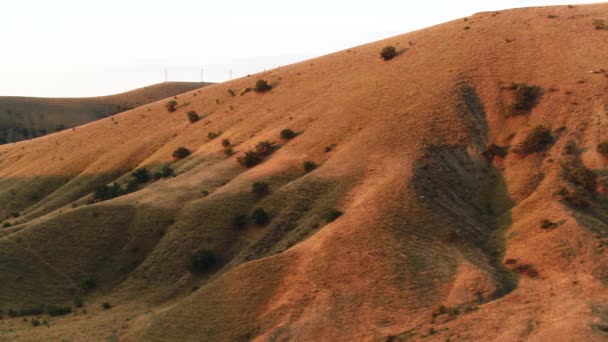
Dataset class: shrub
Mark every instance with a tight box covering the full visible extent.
[131,168,150,184]
[564,140,578,154]
[511,84,544,114]
[165,100,178,112]
[564,187,589,208]
[221,139,231,147]
[380,46,397,60]
[255,141,274,156]
[80,278,97,292]
[252,182,269,196]
[187,250,217,273]
[280,129,297,140]
[325,209,343,222]
[187,111,200,123]
[73,297,83,308]
[564,165,596,191]
[228,89,236,96]
[303,160,318,172]
[234,214,248,228]
[516,126,554,154]
[597,142,608,157]
[31,318,41,327]
[93,183,125,202]
[254,79,272,92]
[540,219,558,229]
[483,144,508,160]
[208,131,221,140]
[46,305,72,317]
[251,208,270,225]
[224,147,233,156]
[173,147,191,159]
[237,151,263,168]
[2,222,11,228]
[101,302,112,310]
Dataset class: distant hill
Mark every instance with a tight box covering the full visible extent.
[0,82,211,144]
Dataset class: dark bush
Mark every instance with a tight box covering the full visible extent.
[131,168,150,184]
[187,250,217,273]
[540,219,558,229]
[597,142,608,157]
[73,297,83,308]
[93,183,125,202]
[101,302,112,310]
[325,209,343,222]
[303,160,318,172]
[173,147,191,159]
[564,165,596,191]
[564,140,578,155]
[165,100,178,112]
[2,222,11,228]
[280,129,297,140]
[80,278,97,292]
[31,318,41,327]
[237,151,263,168]
[251,208,270,225]
[254,79,272,92]
[516,126,554,154]
[187,111,200,123]
[252,182,269,196]
[564,187,589,208]
[483,144,508,160]
[224,147,233,156]
[46,305,72,317]
[380,46,397,60]
[221,139,231,147]
[234,214,248,228]
[255,141,275,156]
[511,84,544,114]
[208,131,221,140]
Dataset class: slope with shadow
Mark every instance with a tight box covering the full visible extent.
[1,4,608,341]
[0,82,210,144]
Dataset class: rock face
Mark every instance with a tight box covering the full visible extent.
[1,4,608,341]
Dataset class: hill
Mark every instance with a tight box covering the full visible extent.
[1,4,608,341]
[0,82,210,144]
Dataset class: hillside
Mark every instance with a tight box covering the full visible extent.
[1,3,608,341]
[0,82,210,144]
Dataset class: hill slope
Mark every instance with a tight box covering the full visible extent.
[1,4,608,341]
[0,82,210,144]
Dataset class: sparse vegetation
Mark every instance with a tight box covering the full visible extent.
[46,304,72,317]
[153,166,175,179]
[187,250,217,273]
[380,45,397,60]
[303,160,318,172]
[254,79,272,92]
[228,89,236,96]
[540,219,558,229]
[483,144,508,160]
[208,131,222,140]
[280,128,297,140]
[73,297,83,308]
[131,168,150,184]
[510,84,544,114]
[187,111,200,123]
[251,208,270,225]
[93,183,125,202]
[515,126,554,154]
[564,140,578,154]
[562,186,589,208]
[173,147,191,159]
[2,222,11,228]
[252,182,269,196]
[165,100,178,112]
[563,164,596,191]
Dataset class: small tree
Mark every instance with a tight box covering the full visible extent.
[252,182,269,196]
[255,141,274,156]
[380,46,397,60]
[303,160,318,172]
[173,147,191,159]
[187,111,200,123]
[237,151,262,168]
[251,208,270,225]
[188,250,217,273]
[280,129,297,140]
[254,79,272,92]
[165,100,178,112]
[131,168,150,184]
[221,139,231,147]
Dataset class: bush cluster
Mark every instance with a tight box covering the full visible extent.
[516,126,554,154]
[380,46,397,60]
[510,84,544,114]
[237,141,275,168]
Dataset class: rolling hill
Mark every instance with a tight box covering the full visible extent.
[1,4,608,341]
[0,82,210,144]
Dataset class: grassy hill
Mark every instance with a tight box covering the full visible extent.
[1,4,608,341]
[0,82,210,144]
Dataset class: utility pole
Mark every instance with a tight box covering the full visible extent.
[200,68,204,82]
[229,68,232,80]
[165,67,168,82]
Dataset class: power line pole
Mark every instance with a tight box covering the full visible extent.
[229,68,232,80]
[165,67,168,82]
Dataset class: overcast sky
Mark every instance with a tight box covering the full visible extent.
[0,0,601,97]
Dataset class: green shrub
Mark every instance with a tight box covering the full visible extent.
[80,278,97,292]
[255,141,274,156]
[237,151,263,168]
[252,182,269,196]
[172,147,191,159]
[251,208,270,225]
[221,139,231,147]
[165,100,178,112]
[516,126,554,154]
[131,168,150,184]
[380,46,397,60]
[511,84,544,114]
[325,209,343,222]
[234,214,248,228]
[101,302,112,310]
[187,250,217,273]
[208,131,222,140]
[46,305,72,317]
[187,111,200,123]
[597,142,608,157]
[2,222,11,228]
[93,183,125,202]
[303,160,318,172]
[254,80,272,92]
[280,129,297,140]
[224,147,234,156]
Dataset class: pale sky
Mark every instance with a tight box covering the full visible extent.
[0,0,601,97]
